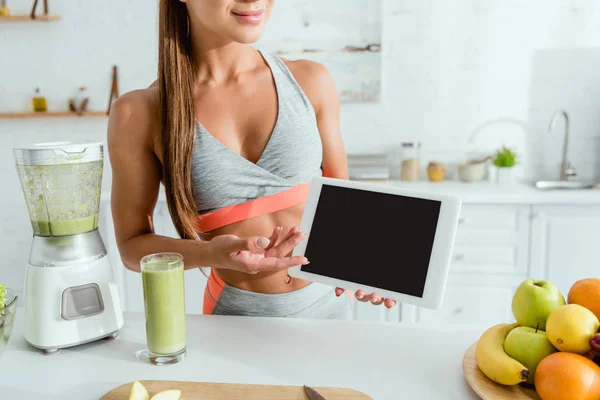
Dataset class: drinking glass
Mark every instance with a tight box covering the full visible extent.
[140,252,186,365]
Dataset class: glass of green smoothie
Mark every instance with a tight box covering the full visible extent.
[140,253,186,365]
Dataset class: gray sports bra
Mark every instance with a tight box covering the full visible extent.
[190,49,323,218]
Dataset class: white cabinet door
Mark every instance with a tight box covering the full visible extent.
[451,204,531,276]
[406,285,516,326]
[530,205,600,297]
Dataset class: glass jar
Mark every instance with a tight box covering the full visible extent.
[400,142,421,181]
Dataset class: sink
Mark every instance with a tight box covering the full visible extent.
[534,181,597,190]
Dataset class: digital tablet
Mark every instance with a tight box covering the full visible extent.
[288,177,462,310]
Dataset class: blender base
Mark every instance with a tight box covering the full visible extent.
[23,255,124,353]
[27,329,122,355]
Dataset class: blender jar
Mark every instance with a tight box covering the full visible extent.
[14,141,104,237]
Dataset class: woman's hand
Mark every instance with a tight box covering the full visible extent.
[335,287,397,309]
[207,226,308,274]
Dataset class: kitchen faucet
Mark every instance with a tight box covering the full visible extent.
[548,110,577,181]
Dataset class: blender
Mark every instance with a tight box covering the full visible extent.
[14,141,124,354]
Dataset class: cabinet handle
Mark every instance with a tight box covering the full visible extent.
[453,307,464,315]
[454,254,467,262]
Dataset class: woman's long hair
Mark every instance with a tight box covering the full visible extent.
[158,0,198,240]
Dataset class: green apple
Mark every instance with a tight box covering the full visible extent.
[512,279,566,330]
[504,326,558,384]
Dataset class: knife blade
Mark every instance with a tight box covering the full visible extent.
[304,385,326,400]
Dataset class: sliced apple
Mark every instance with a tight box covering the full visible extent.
[150,390,182,400]
[128,380,150,400]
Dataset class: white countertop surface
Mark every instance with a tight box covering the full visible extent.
[386,181,600,204]
[101,181,600,205]
[0,311,486,400]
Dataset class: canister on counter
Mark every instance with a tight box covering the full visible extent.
[399,142,421,181]
[427,161,446,182]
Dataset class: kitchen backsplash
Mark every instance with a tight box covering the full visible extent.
[1,0,600,294]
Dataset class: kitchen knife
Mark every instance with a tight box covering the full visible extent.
[304,385,326,400]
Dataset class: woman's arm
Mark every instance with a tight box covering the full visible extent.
[312,66,348,180]
[107,90,212,272]
[107,90,307,273]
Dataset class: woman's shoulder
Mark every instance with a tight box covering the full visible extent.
[109,82,159,124]
[280,57,338,115]
[107,82,160,149]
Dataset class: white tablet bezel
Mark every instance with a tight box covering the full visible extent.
[288,176,462,310]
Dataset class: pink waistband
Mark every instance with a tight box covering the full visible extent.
[196,183,311,232]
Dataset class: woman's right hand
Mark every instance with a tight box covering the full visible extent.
[207,226,309,274]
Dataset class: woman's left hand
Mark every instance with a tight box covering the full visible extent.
[335,287,397,309]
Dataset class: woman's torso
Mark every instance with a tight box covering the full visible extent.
[154,49,324,294]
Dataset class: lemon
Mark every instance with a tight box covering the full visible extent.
[150,390,181,400]
[546,304,600,354]
[128,380,149,400]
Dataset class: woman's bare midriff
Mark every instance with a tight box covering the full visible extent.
[202,202,313,294]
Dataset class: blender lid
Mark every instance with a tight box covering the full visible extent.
[13,140,104,166]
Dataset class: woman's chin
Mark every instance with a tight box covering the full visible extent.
[229,31,265,45]
[218,22,267,44]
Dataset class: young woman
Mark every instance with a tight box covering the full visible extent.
[108,0,396,318]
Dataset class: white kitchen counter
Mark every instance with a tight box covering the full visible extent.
[386,181,600,204]
[101,181,600,205]
[0,311,486,400]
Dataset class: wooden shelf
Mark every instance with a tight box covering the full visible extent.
[0,111,108,118]
[0,14,60,22]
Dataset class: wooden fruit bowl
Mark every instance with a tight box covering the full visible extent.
[462,341,541,400]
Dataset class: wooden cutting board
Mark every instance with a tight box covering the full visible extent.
[101,380,373,399]
[462,342,540,400]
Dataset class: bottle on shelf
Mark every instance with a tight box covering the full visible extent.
[76,86,89,112]
[32,87,48,112]
[0,0,10,16]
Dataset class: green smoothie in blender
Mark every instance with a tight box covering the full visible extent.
[16,160,103,237]
[31,216,99,237]
[141,253,186,363]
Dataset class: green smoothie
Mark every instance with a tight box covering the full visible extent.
[16,160,103,237]
[141,255,186,356]
[31,215,98,236]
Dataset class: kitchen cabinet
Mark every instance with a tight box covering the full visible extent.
[529,205,600,297]
[411,285,515,326]
[452,204,530,274]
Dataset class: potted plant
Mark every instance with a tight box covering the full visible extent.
[492,146,518,183]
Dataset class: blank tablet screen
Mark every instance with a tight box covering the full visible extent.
[300,184,442,298]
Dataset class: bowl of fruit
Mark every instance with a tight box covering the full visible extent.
[0,284,18,360]
[463,278,600,400]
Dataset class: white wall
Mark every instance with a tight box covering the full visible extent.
[345,0,600,181]
[2,0,600,296]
